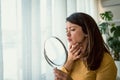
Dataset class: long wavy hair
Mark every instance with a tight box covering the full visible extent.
[66,12,109,70]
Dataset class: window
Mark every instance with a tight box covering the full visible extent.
[1,0,22,80]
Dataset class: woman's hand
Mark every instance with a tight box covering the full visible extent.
[68,43,82,61]
[63,43,82,73]
[54,68,73,80]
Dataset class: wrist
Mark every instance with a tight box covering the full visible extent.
[64,60,74,73]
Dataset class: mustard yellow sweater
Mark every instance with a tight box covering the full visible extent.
[61,53,117,80]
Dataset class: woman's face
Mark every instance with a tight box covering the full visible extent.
[66,21,86,45]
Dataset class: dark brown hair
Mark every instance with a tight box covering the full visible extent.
[66,12,109,70]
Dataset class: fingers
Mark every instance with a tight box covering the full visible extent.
[70,43,82,55]
[68,43,82,60]
[74,48,82,59]
[54,68,73,80]
[69,43,79,53]
[54,68,66,80]
[72,45,81,54]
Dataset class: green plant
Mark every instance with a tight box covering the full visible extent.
[99,11,120,61]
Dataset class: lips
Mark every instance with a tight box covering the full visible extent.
[67,38,72,42]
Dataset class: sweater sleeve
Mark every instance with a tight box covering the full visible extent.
[96,53,117,80]
[61,66,70,74]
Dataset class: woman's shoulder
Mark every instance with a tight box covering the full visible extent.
[95,52,117,80]
[97,52,117,71]
[103,52,114,64]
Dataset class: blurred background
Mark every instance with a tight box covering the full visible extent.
[0,0,120,80]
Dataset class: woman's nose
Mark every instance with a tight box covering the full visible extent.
[67,31,71,37]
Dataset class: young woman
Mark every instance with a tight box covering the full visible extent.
[54,12,117,80]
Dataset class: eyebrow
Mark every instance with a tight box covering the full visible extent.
[66,26,77,29]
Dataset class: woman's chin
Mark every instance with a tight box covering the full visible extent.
[69,42,77,45]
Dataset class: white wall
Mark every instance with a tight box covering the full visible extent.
[98,0,120,25]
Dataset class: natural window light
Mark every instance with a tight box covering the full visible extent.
[1,0,22,80]
[0,0,98,80]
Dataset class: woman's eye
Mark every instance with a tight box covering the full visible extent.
[71,29,75,31]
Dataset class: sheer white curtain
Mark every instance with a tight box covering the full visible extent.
[0,0,98,80]
[0,0,3,79]
[67,0,99,22]
[1,0,23,80]
[40,0,67,79]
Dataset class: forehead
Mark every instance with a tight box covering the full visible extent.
[66,21,80,29]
